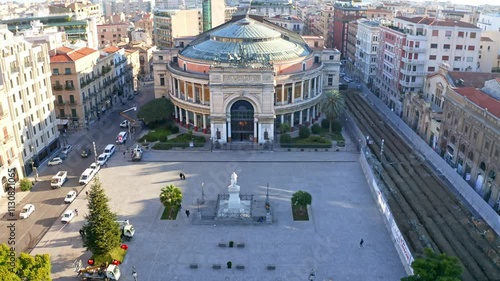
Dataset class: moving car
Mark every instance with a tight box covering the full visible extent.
[79,168,96,185]
[81,147,91,158]
[20,204,35,219]
[61,209,76,223]
[64,190,77,203]
[103,144,116,156]
[97,154,108,165]
[116,132,128,145]
[51,171,68,189]
[48,157,63,166]
[62,145,73,154]
[120,120,129,128]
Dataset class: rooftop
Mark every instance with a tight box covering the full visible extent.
[453,87,500,118]
[50,47,97,62]
[447,71,500,88]
[480,37,494,42]
[395,16,480,29]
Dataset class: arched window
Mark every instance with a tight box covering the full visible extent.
[468,151,474,161]
[444,130,449,138]
[488,170,496,180]
[450,136,456,145]
[460,144,466,153]
[479,162,486,171]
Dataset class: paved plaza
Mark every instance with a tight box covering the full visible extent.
[33,150,406,281]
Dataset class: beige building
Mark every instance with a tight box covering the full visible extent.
[154,9,202,49]
[482,31,500,72]
[154,15,340,143]
[50,46,134,126]
[97,23,131,48]
[479,37,499,73]
[125,42,157,79]
[0,25,59,195]
[124,48,141,91]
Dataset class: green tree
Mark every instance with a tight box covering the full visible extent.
[137,98,174,125]
[291,190,312,210]
[0,244,51,281]
[279,123,291,134]
[401,248,463,281]
[320,90,346,133]
[299,126,311,139]
[83,179,121,256]
[159,185,183,218]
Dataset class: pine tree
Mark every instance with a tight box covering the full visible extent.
[83,179,121,255]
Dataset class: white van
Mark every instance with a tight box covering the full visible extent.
[116,132,128,144]
[51,171,68,189]
[79,168,96,185]
[103,144,116,156]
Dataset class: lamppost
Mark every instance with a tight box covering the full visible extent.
[200,182,205,204]
[210,137,213,152]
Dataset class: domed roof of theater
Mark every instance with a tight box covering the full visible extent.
[179,16,311,63]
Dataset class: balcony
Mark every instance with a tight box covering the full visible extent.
[400,69,427,76]
[401,57,426,65]
[399,80,423,88]
[65,85,75,91]
[53,84,63,91]
[402,46,426,53]
[10,66,19,73]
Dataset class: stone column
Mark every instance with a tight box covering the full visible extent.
[183,81,187,100]
[192,82,196,102]
[291,82,295,103]
[281,114,284,125]
[308,78,312,99]
[300,81,304,101]
[290,112,294,130]
[227,117,231,142]
[254,118,258,143]
[201,85,205,104]
[299,110,303,126]
[179,107,183,125]
[174,105,178,122]
[312,106,316,122]
[185,109,190,128]
[176,79,180,97]
[306,108,310,125]
[193,112,198,131]
[281,84,285,105]
[203,114,207,133]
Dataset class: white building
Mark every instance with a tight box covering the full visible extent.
[266,15,305,35]
[355,19,379,85]
[17,20,67,50]
[477,13,500,32]
[0,25,59,197]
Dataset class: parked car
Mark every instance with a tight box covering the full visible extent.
[120,120,129,128]
[20,204,35,219]
[48,157,63,166]
[64,190,77,204]
[62,145,72,154]
[61,210,76,223]
[89,162,101,172]
[81,147,91,158]
[97,154,108,165]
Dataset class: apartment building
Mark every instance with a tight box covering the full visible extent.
[154,9,202,49]
[202,0,225,32]
[332,2,367,56]
[355,19,379,85]
[267,15,304,35]
[0,25,59,191]
[345,21,358,74]
[317,3,334,47]
[479,36,500,73]
[125,41,157,79]
[50,46,134,126]
[477,13,500,32]
[365,8,392,22]
[374,16,481,115]
[97,23,131,48]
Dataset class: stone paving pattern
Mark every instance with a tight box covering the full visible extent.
[32,151,406,281]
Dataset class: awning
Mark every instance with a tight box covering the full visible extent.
[56,119,69,126]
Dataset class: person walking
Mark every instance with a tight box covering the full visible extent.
[75,209,79,216]
[182,173,186,180]
[85,191,89,198]
[359,239,364,248]
[179,173,183,180]
[123,151,126,159]
[185,210,190,217]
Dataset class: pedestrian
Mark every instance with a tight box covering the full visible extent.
[179,173,183,180]
[359,239,364,248]
[182,173,186,180]
[123,151,126,158]
[75,209,79,216]
[79,229,84,237]
[85,191,89,197]
[185,210,190,217]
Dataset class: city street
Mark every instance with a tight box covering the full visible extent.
[0,82,155,254]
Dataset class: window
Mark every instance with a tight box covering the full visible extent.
[428,67,436,72]
[445,30,452,37]
[158,56,163,60]
[329,55,334,60]
[470,32,476,38]
[69,95,75,103]
[456,44,463,50]
[442,56,449,61]
[53,68,59,75]
[454,56,461,61]
[468,46,475,51]
[327,74,333,86]
[466,57,473,62]
[160,77,165,86]
[65,68,71,74]
[458,31,464,38]
[429,55,437,60]
[431,43,438,48]
[432,30,439,36]
[443,44,450,49]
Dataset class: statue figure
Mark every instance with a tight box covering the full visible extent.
[230,172,238,186]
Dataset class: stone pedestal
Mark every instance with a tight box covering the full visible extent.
[228,184,241,210]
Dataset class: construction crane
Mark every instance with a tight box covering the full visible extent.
[119,106,138,128]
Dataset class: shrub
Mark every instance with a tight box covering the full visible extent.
[153,143,172,150]
[311,123,321,134]
[170,126,179,134]
[331,120,342,133]
[337,140,346,147]
[321,119,330,129]
[279,123,291,134]
[280,134,292,144]
[227,261,232,269]
[20,178,32,191]
[229,241,234,248]
[299,126,311,139]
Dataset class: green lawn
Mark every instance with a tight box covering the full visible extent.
[292,205,309,221]
[161,205,180,220]
[137,128,172,142]
[318,128,344,141]
[153,134,206,150]
[91,246,128,265]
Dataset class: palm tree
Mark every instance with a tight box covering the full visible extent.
[320,90,346,133]
[159,185,183,219]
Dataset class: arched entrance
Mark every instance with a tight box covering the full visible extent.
[231,100,254,142]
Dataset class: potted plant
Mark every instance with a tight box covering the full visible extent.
[227,261,232,269]
[229,241,234,248]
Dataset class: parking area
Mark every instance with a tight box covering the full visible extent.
[33,151,406,281]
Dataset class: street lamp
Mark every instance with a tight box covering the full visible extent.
[201,182,205,204]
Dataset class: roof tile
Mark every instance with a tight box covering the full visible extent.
[453,87,500,118]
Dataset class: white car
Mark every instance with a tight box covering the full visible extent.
[64,191,77,204]
[20,204,35,219]
[97,154,108,165]
[120,120,129,128]
[62,145,73,154]
[61,209,76,223]
[48,157,63,166]
[89,162,101,172]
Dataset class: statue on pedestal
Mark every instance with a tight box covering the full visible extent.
[228,172,241,210]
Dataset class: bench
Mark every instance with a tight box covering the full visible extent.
[218,243,226,247]
[212,264,221,269]
[237,243,245,248]
[189,264,198,269]
[236,265,245,270]
[267,265,276,270]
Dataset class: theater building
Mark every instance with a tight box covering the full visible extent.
[153,15,340,144]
